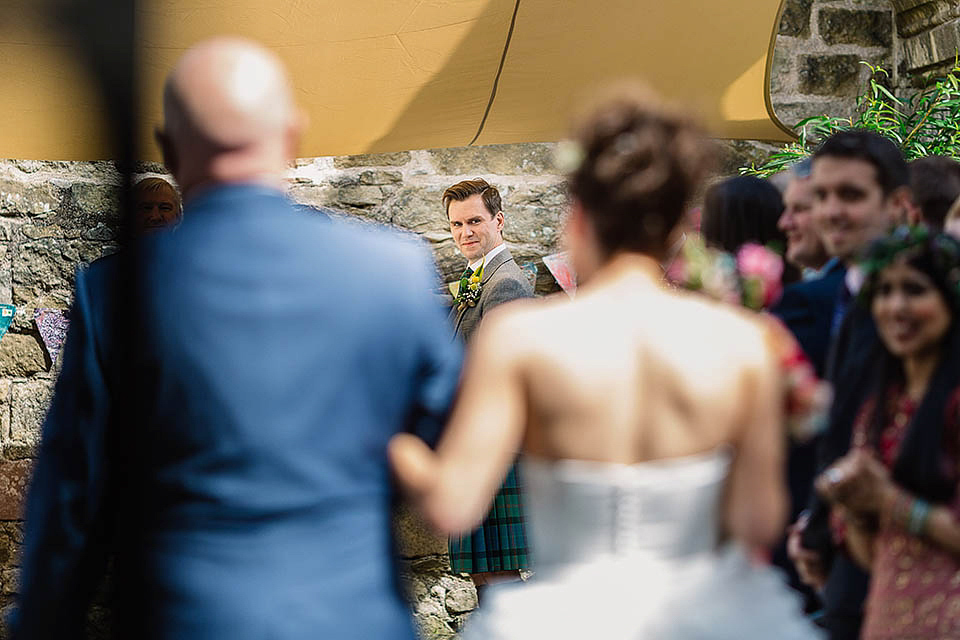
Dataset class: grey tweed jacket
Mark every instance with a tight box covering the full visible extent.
[450,247,533,343]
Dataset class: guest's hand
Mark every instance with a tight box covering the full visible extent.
[786,515,826,590]
[816,449,891,515]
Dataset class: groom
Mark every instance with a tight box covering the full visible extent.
[443,178,533,600]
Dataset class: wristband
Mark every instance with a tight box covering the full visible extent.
[907,499,931,536]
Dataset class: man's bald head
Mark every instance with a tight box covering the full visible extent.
[158,38,304,198]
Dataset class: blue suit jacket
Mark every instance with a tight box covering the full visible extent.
[13,185,462,639]
[771,260,846,378]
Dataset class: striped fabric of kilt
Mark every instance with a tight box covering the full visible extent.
[448,463,529,574]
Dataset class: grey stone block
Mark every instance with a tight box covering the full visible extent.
[385,187,448,233]
[444,587,478,614]
[428,143,556,176]
[0,334,46,378]
[819,8,893,47]
[10,378,54,449]
[393,502,448,558]
[902,17,960,72]
[779,0,812,38]
[0,244,11,305]
[358,170,403,186]
[894,0,960,38]
[332,151,412,168]
[798,54,863,96]
[12,239,99,309]
[0,178,60,217]
[335,184,385,208]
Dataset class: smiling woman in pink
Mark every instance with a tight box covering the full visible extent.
[819,226,960,639]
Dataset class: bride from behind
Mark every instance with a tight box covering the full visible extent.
[390,85,822,639]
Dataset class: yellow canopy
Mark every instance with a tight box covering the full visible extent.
[0,0,793,161]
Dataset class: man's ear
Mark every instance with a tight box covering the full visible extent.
[285,108,308,161]
[495,210,505,233]
[155,128,179,179]
[887,186,914,225]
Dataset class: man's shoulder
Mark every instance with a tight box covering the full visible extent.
[339,221,433,267]
[775,266,845,310]
[79,252,122,300]
[481,264,533,310]
[485,251,533,293]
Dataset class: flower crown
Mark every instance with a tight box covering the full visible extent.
[860,225,960,308]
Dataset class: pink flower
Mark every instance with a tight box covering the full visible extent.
[737,244,784,307]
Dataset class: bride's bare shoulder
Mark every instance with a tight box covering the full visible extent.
[665,289,774,361]
[472,293,572,353]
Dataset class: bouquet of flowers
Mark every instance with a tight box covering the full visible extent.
[667,236,828,442]
[453,259,486,312]
[666,235,782,311]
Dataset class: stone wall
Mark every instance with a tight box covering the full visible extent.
[0,149,569,639]
[893,0,960,77]
[772,0,896,128]
[5,2,960,637]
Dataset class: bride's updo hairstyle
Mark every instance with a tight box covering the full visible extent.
[568,84,713,259]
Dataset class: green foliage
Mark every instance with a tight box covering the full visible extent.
[742,59,960,177]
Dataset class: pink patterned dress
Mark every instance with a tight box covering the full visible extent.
[850,390,960,640]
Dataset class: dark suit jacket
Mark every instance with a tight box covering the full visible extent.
[770,260,847,518]
[769,260,847,613]
[13,185,463,640]
[802,293,878,640]
[771,260,847,378]
[451,247,533,343]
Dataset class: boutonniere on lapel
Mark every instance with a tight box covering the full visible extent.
[453,258,486,312]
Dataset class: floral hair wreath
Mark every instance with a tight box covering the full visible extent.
[859,224,960,310]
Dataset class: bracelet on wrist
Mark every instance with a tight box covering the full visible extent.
[883,487,933,537]
[907,499,932,536]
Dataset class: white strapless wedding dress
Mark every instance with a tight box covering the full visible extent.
[463,449,823,639]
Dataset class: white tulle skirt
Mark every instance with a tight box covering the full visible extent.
[462,544,824,640]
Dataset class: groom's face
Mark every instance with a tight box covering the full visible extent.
[448,194,504,261]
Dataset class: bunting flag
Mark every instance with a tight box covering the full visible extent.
[33,308,70,364]
[520,261,538,291]
[542,252,577,297]
[0,304,14,343]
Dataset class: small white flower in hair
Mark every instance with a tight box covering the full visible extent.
[553,139,584,173]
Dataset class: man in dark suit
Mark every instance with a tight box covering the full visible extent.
[442,178,533,599]
[13,38,462,640]
[771,161,847,611]
[787,130,912,640]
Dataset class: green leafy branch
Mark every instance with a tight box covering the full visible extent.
[742,57,960,177]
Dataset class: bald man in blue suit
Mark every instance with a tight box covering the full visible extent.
[13,38,461,640]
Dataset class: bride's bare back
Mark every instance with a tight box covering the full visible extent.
[518,255,776,463]
[390,255,787,548]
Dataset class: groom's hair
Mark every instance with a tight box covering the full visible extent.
[443,178,502,219]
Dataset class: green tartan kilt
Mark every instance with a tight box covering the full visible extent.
[448,463,529,574]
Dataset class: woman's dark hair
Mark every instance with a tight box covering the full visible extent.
[700,176,800,285]
[568,83,713,259]
[860,227,960,502]
[701,176,785,255]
